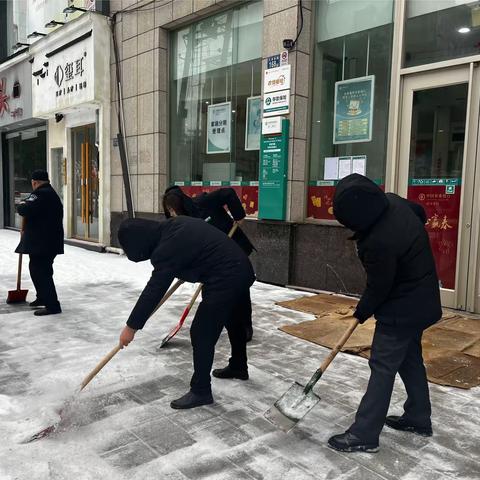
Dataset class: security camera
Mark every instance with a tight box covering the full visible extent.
[55,113,64,123]
[283,39,295,50]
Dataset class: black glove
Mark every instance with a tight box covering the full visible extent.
[353,308,369,324]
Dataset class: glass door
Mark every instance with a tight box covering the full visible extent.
[71,124,99,241]
[398,65,480,310]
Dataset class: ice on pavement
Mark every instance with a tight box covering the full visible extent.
[0,229,479,480]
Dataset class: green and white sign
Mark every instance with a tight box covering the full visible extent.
[258,118,289,220]
[207,102,231,154]
[263,89,290,117]
[245,96,262,151]
[333,75,374,144]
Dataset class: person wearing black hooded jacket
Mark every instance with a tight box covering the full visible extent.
[328,174,442,453]
[163,186,255,345]
[117,216,255,409]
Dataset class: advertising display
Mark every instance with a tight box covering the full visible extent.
[207,102,231,154]
[245,96,262,151]
[333,75,374,144]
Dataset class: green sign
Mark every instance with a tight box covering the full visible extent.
[258,118,289,220]
[334,75,374,144]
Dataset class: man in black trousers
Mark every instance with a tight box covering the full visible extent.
[162,186,255,345]
[329,174,442,453]
[117,216,255,409]
[16,170,64,316]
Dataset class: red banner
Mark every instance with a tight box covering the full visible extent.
[407,185,461,290]
[306,186,336,220]
[179,185,259,217]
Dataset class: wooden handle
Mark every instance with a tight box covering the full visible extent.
[80,345,121,391]
[16,254,23,290]
[319,317,359,373]
[152,279,184,315]
[228,222,239,237]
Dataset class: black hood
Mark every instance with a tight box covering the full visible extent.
[118,218,164,262]
[333,174,389,232]
[164,186,201,218]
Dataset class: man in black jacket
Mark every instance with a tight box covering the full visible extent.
[15,170,64,316]
[117,216,255,409]
[163,186,255,346]
[329,174,442,453]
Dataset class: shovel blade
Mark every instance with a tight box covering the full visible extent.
[6,289,28,304]
[264,382,320,432]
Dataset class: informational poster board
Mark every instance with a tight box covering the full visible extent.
[333,75,374,144]
[323,155,367,180]
[207,102,231,154]
[245,96,262,151]
[258,118,289,220]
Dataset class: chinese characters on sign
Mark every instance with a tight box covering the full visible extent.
[245,96,262,151]
[408,178,461,289]
[333,75,374,144]
[207,102,231,154]
[263,64,291,94]
[54,53,87,98]
[263,89,290,117]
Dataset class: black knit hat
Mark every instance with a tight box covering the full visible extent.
[31,170,49,181]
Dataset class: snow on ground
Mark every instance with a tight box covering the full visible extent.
[0,229,479,480]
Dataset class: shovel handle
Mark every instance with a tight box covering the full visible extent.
[17,254,23,291]
[80,344,122,391]
[304,317,359,393]
[152,279,184,315]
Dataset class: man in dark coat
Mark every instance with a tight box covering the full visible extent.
[163,186,255,346]
[15,170,64,316]
[329,174,442,453]
[118,216,255,409]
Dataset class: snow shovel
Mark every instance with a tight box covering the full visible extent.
[159,221,240,348]
[265,316,359,432]
[6,219,28,304]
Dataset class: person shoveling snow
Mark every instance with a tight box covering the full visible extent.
[118,216,255,409]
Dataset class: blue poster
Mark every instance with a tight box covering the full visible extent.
[333,75,374,144]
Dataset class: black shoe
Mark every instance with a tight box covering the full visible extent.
[34,307,62,316]
[385,415,433,437]
[170,390,214,410]
[328,432,379,453]
[246,325,253,343]
[29,299,45,308]
[212,365,249,380]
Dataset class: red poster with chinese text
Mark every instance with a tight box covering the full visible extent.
[407,185,461,290]
[179,186,258,217]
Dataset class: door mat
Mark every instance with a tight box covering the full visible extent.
[278,293,480,389]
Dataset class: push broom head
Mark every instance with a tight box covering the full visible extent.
[6,289,28,304]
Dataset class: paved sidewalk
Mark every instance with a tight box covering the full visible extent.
[0,229,478,479]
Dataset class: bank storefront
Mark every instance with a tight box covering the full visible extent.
[0,52,47,229]
[308,0,480,312]
[30,12,110,247]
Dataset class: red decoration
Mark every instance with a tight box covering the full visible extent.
[0,78,10,117]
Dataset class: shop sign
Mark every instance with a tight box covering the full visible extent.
[263,89,290,117]
[206,102,231,154]
[333,75,374,144]
[0,78,9,117]
[407,178,462,290]
[262,116,282,135]
[245,96,262,151]
[266,50,289,69]
[259,118,289,220]
[264,64,291,94]
[32,29,95,117]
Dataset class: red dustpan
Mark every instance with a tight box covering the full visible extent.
[6,253,28,304]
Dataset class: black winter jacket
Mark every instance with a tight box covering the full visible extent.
[164,186,255,256]
[118,216,255,330]
[15,183,64,256]
[333,174,442,330]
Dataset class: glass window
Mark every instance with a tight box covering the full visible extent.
[308,0,394,220]
[405,1,480,68]
[6,128,47,228]
[170,1,263,185]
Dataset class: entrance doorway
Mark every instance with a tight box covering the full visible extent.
[71,124,99,241]
[398,65,480,311]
